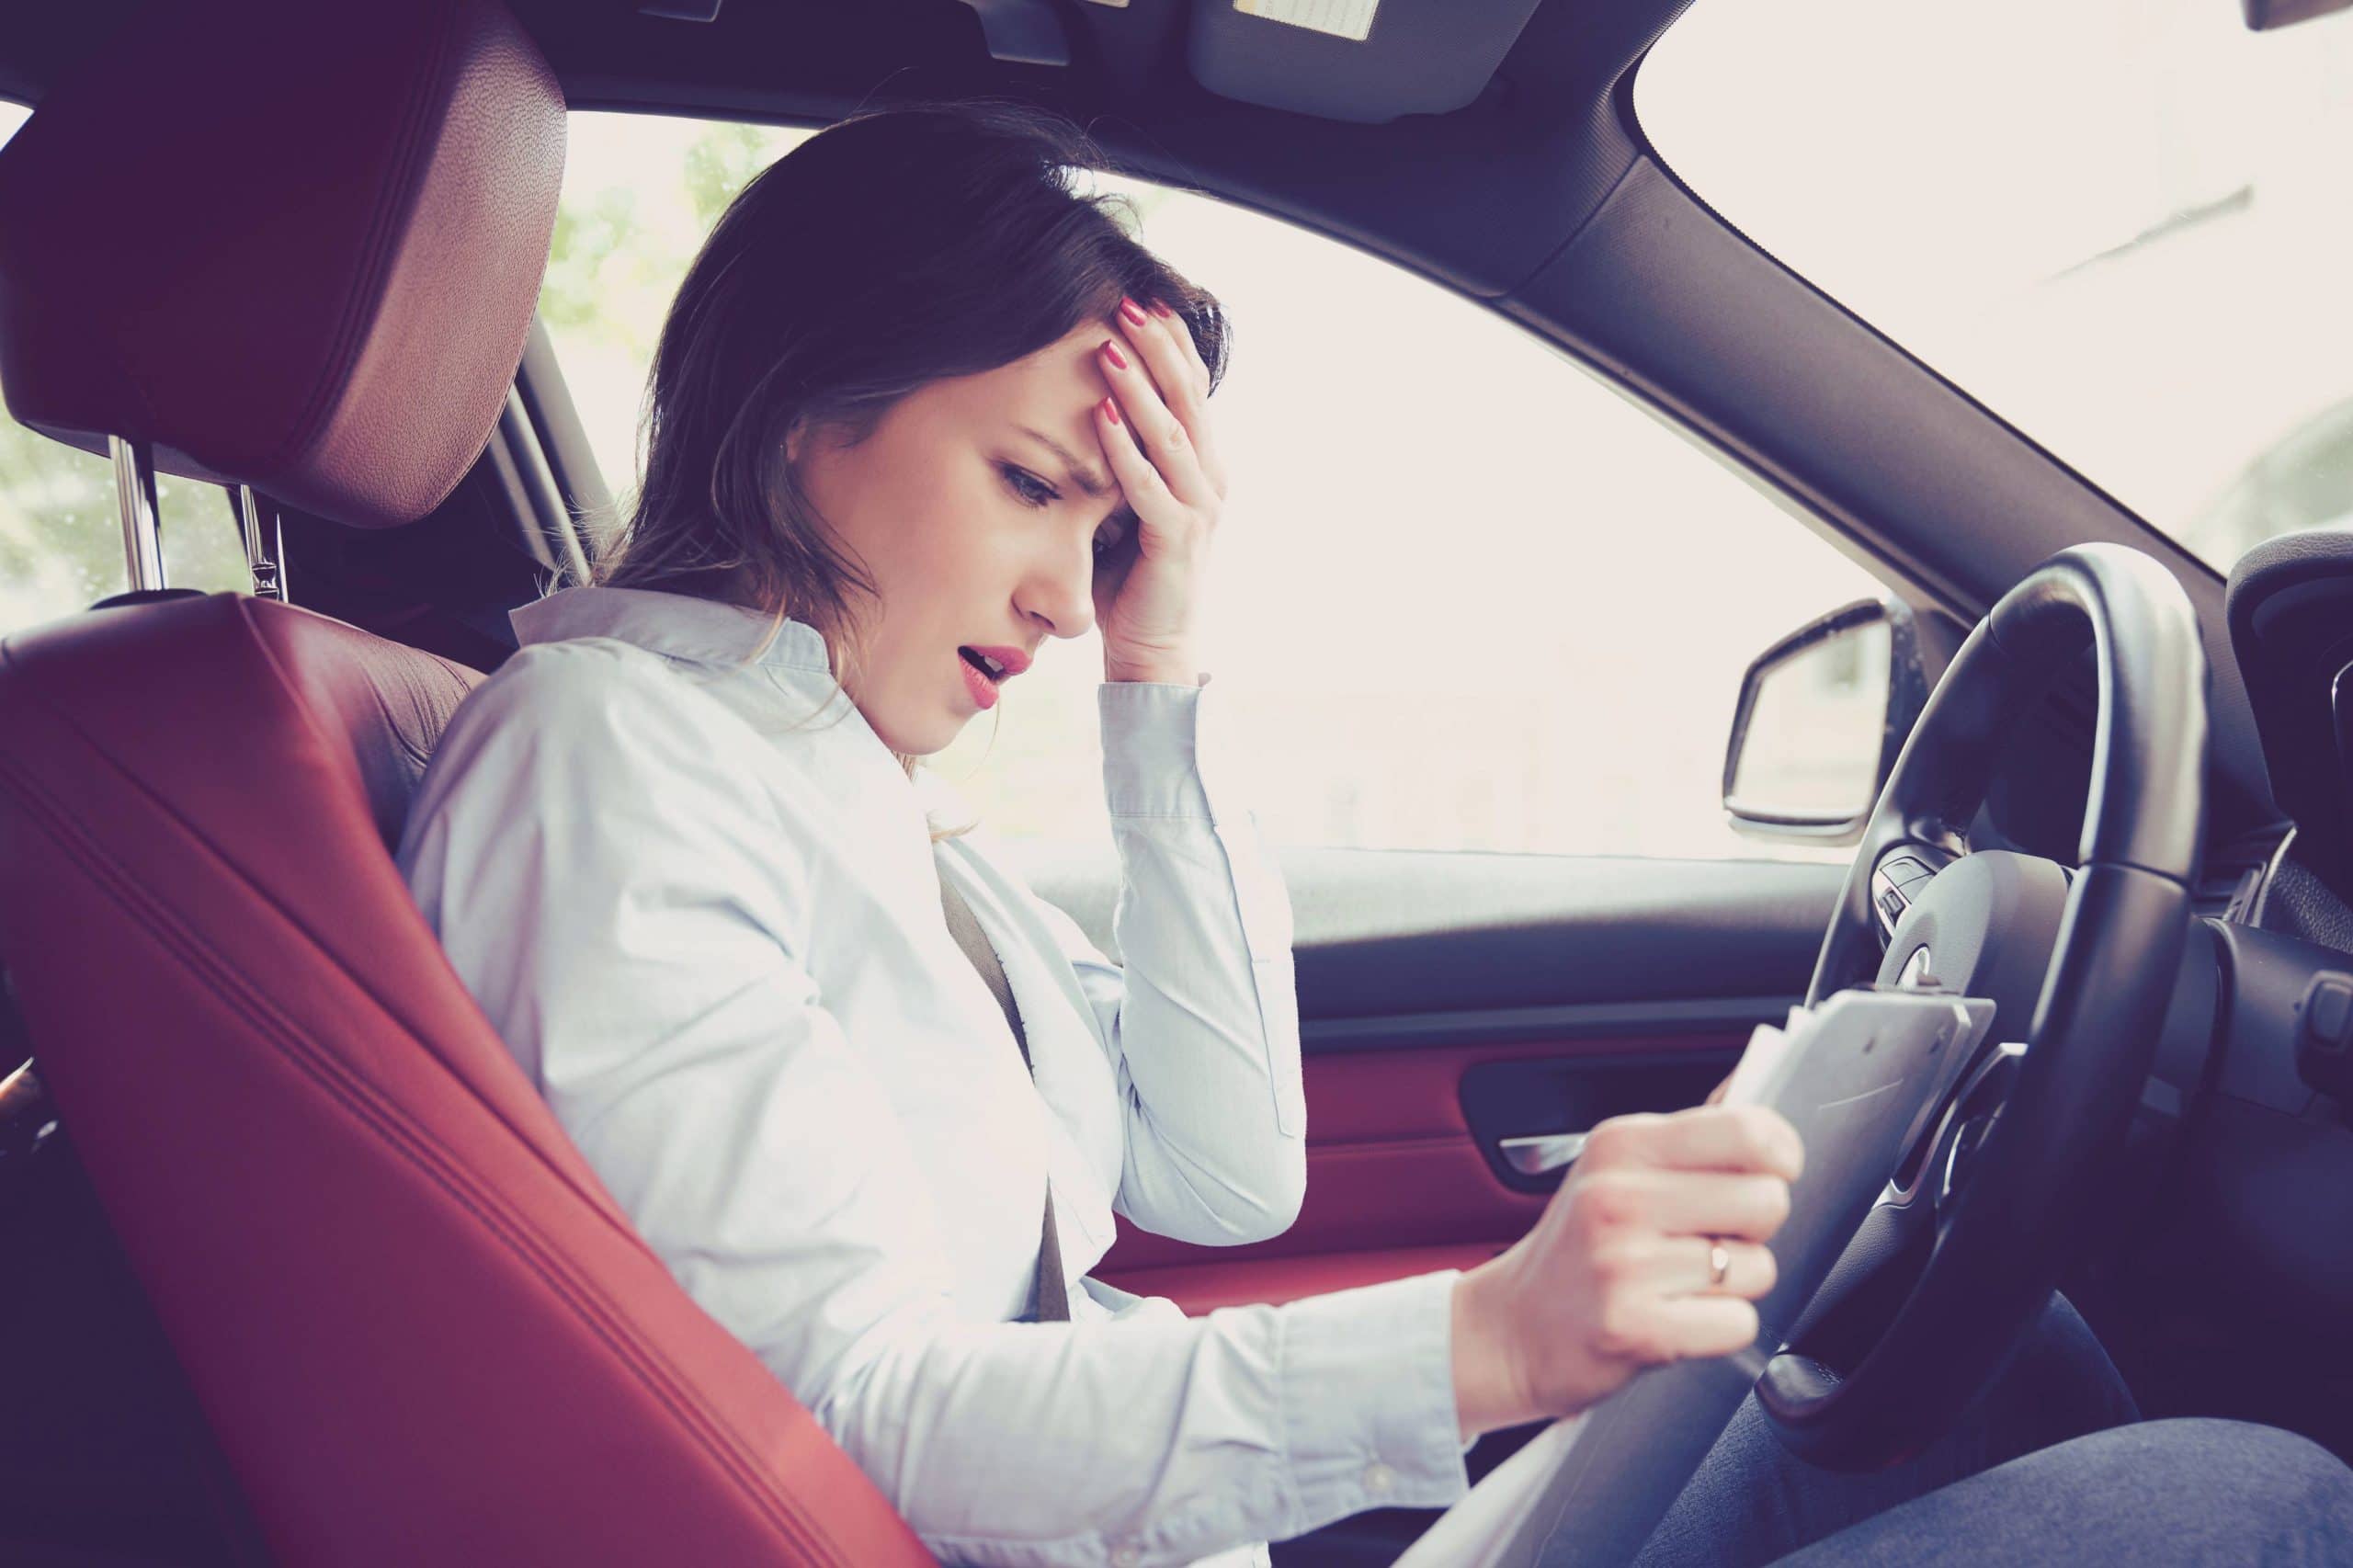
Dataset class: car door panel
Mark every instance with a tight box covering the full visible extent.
[1097,1031,1753,1310]
[1067,852,1842,1312]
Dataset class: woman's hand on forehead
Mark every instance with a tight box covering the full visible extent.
[1088,296,1225,685]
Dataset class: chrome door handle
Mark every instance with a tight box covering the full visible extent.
[1498,1131,1587,1176]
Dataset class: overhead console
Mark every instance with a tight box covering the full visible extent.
[2226,525,2353,905]
[1184,0,1545,121]
[942,0,1546,121]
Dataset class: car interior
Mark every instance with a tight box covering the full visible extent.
[5,0,2353,1563]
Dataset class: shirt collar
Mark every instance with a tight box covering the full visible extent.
[508,585,834,675]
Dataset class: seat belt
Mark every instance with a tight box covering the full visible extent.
[938,875,1071,1324]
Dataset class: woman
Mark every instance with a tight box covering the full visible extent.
[394,100,2353,1566]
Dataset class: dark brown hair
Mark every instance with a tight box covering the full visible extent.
[572,97,1232,838]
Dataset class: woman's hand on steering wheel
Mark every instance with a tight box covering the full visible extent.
[1449,1105,1804,1442]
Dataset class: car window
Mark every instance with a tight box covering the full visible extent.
[542,110,1885,862]
[0,103,256,635]
[1638,0,2353,576]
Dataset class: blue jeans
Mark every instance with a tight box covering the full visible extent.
[1609,1293,2353,1565]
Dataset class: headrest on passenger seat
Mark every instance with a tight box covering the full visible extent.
[0,0,565,529]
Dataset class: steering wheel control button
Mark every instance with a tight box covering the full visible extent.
[1870,854,1944,938]
[2295,972,2353,1097]
[1933,1040,2028,1208]
[1943,1109,1998,1196]
[2302,975,2353,1046]
[1871,877,1913,935]
[1884,856,1935,887]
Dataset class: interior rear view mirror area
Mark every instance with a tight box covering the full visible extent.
[1722,597,1927,844]
[2241,0,2353,33]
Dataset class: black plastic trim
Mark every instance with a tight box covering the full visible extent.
[1302,994,1796,1055]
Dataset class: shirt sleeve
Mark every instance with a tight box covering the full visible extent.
[394,647,1470,1568]
[1050,676,1308,1248]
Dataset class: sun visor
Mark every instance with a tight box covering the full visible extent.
[1188,0,1545,122]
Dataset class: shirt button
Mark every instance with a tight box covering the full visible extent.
[1364,1460,1395,1497]
[1111,1545,1142,1568]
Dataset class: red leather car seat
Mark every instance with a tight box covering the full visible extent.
[0,2,933,1562]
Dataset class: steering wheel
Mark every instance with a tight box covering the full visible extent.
[1755,542,2209,1471]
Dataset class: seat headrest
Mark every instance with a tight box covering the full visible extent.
[0,0,565,529]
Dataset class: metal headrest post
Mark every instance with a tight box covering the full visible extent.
[108,436,165,592]
[237,486,288,602]
[98,445,289,603]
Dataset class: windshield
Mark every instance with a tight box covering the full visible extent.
[1637,0,2353,574]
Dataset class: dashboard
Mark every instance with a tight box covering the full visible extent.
[2079,528,2353,1458]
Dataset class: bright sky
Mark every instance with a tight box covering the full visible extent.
[1640,0,2353,569]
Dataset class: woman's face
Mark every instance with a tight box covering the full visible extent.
[790,320,1138,756]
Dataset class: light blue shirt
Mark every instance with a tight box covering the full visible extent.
[393,585,1470,1567]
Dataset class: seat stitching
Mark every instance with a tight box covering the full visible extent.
[0,754,873,1565]
[39,601,641,1247]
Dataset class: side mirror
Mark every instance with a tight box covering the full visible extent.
[1722,597,1927,844]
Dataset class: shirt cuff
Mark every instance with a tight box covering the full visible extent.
[1099,678,1218,821]
[1277,1269,1472,1524]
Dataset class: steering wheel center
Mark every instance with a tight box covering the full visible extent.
[1874,850,2073,1055]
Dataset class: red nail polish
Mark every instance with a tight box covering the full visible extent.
[1101,396,1121,426]
[1150,299,1175,319]
[1100,338,1129,370]
[1119,296,1149,326]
